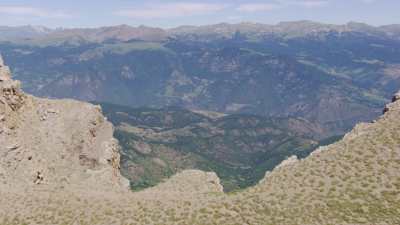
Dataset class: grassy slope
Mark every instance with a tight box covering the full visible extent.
[2,93,400,225]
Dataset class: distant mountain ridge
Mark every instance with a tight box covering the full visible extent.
[0,25,52,41]
[2,21,400,44]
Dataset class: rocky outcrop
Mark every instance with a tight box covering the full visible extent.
[0,56,25,111]
[0,55,129,192]
[0,56,11,81]
[142,170,223,195]
[391,91,400,102]
[384,90,400,113]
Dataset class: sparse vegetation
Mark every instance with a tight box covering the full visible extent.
[99,103,336,191]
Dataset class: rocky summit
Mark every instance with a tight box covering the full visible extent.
[0,55,129,192]
[0,57,400,224]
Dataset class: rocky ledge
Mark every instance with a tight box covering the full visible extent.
[0,55,129,192]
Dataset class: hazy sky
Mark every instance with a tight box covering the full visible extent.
[0,0,398,28]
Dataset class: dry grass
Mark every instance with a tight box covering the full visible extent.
[2,85,400,224]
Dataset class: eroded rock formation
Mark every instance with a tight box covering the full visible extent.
[0,55,129,192]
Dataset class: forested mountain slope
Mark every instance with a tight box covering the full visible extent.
[1,21,400,137]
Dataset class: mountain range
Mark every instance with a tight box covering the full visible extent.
[1,21,400,138]
[2,21,400,43]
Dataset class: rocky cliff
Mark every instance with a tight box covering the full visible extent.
[0,55,129,192]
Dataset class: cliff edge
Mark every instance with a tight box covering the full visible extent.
[0,55,129,192]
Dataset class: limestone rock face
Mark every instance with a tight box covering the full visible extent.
[0,55,129,192]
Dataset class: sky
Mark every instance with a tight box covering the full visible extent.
[0,0,398,28]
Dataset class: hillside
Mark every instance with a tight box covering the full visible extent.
[1,65,399,225]
[99,103,337,191]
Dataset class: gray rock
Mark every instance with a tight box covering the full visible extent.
[392,91,400,102]
[0,58,129,192]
